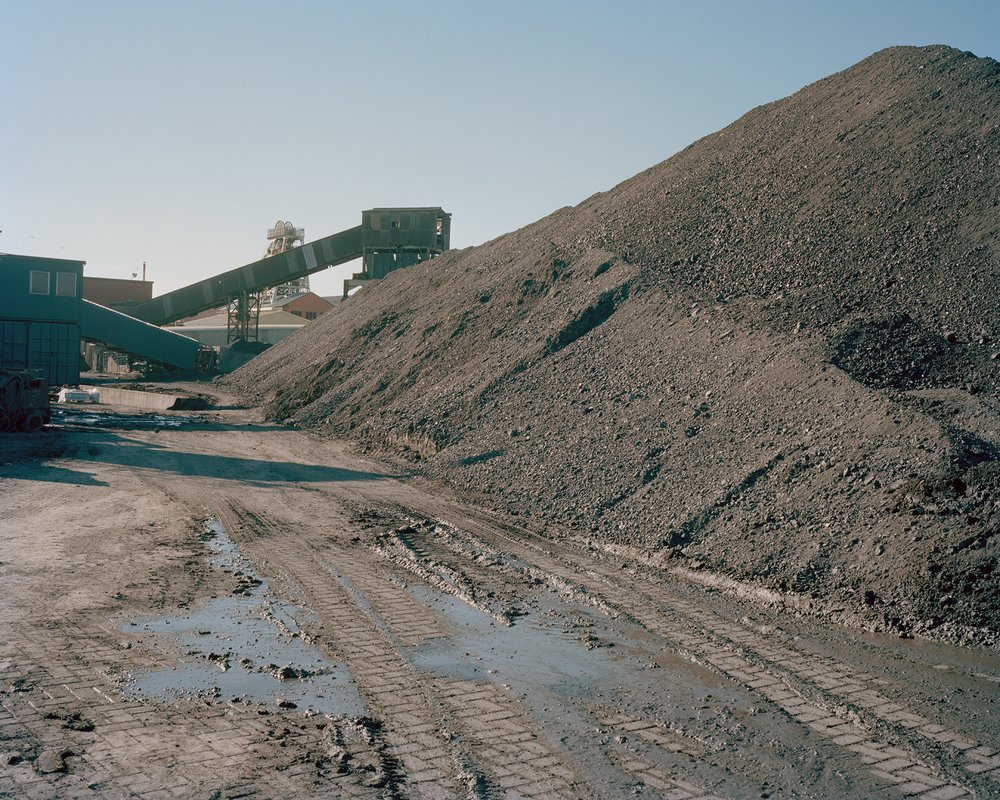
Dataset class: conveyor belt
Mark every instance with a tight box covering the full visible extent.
[118,225,365,326]
[81,300,200,370]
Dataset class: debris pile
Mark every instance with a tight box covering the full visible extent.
[229,46,999,644]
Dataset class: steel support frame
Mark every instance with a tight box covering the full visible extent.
[227,290,261,344]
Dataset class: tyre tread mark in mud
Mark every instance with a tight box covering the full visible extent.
[379,503,982,799]
[221,499,582,799]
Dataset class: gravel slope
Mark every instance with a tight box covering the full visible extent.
[228,45,1000,645]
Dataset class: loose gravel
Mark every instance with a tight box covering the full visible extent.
[228,45,1000,646]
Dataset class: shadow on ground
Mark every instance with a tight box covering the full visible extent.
[1,428,397,487]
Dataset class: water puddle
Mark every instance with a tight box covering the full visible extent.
[406,583,754,728]
[52,407,190,429]
[407,586,624,694]
[121,519,366,715]
[404,586,748,797]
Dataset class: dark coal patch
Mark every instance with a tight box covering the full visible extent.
[543,283,630,357]
[830,314,992,392]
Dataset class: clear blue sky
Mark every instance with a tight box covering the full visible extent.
[2,0,997,297]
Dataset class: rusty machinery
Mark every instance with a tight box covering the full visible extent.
[0,370,50,432]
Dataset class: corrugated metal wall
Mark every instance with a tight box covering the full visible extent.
[80,301,199,370]
[0,320,80,385]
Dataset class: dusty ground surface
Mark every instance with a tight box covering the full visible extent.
[229,45,1000,645]
[2,388,999,799]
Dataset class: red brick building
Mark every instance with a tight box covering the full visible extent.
[267,292,336,320]
[82,277,153,306]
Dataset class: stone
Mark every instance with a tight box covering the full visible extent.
[36,749,68,774]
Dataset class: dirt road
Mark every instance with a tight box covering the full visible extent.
[1,392,998,799]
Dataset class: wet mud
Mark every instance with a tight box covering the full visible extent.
[121,519,365,716]
[4,387,999,799]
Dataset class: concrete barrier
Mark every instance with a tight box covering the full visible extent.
[80,385,180,411]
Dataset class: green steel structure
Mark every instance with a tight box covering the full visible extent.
[117,208,451,327]
[80,300,200,371]
[0,254,85,385]
[0,208,450,382]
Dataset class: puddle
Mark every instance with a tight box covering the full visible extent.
[121,519,366,715]
[405,586,754,798]
[408,586,620,693]
[52,407,191,429]
[406,583,754,734]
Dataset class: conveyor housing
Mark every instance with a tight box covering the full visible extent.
[81,300,200,370]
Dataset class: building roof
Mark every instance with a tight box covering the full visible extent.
[364,207,449,213]
[173,309,306,328]
[268,292,333,309]
[0,252,86,268]
[85,276,153,287]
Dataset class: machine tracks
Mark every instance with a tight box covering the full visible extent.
[353,499,997,799]
[190,485,999,798]
[217,498,583,799]
[5,416,997,799]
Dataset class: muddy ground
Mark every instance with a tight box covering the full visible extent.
[2,387,998,799]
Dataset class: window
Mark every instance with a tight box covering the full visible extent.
[56,272,77,297]
[29,271,50,295]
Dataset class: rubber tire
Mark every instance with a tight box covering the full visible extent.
[23,412,44,433]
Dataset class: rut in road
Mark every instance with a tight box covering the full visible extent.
[5,412,999,799]
[185,473,991,799]
[358,498,994,799]
[218,499,586,800]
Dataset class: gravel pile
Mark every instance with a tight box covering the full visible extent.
[228,46,999,645]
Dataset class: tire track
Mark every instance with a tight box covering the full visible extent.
[218,499,582,799]
[373,501,987,798]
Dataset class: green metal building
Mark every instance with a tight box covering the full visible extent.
[343,208,451,296]
[0,254,85,386]
[1,253,201,385]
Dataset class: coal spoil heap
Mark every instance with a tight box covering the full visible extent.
[229,46,1000,645]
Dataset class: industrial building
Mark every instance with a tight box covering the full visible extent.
[83,275,154,306]
[0,254,86,386]
[343,208,451,297]
[166,310,308,348]
[1,253,201,383]
[162,295,336,351]
[1,207,451,386]
[265,292,336,320]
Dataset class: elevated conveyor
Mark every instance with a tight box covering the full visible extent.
[119,225,365,326]
[81,300,200,370]
[89,207,449,368]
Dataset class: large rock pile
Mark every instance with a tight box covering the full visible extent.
[229,46,999,645]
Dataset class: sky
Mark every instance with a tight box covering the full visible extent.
[2,0,998,298]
